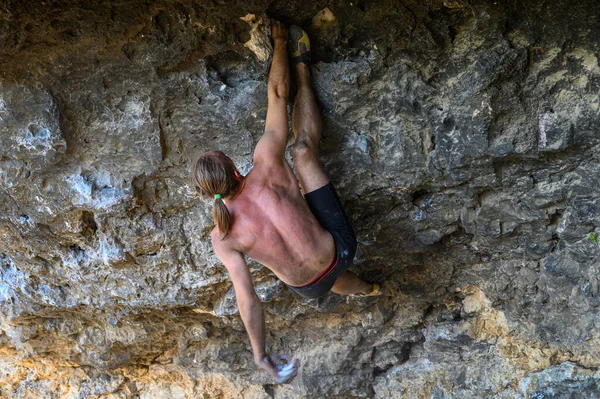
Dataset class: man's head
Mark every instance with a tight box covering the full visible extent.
[191,151,242,237]
[191,151,240,197]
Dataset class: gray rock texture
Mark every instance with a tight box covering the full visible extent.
[1,0,600,397]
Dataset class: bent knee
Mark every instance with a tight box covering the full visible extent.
[292,139,317,161]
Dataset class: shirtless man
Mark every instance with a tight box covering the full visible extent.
[191,20,382,383]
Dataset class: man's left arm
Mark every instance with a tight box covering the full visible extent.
[212,236,298,382]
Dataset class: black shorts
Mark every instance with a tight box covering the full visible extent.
[286,183,357,299]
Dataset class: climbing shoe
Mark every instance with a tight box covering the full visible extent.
[288,25,311,66]
[351,283,385,298]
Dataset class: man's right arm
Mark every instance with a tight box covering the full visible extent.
[253,20,290,166]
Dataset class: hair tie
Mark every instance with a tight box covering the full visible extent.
[214,194,222,199]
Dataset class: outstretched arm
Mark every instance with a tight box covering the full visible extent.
[253,20,290,165]
[212,235,298,382]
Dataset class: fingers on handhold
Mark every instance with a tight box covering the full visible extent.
[276,361,296,377]
[275,366,297,383]
[281,363,295,372]
[271,355,299,383]
[275,361,294,372]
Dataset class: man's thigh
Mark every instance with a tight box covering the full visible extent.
[292,142,329,194]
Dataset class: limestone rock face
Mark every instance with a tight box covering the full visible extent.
[1,0,600,397]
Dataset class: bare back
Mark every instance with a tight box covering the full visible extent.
[213,159,335,286]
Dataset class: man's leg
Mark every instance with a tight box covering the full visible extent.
[291,62,329,194]
[291,63,379,297]
[331,271,373,295]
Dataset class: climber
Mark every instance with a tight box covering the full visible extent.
[191,20,383,383]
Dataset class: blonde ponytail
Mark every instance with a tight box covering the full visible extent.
[191,152,241,238]
[213,196,232,237]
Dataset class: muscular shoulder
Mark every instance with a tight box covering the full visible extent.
[251,157,296,187]
[210,227,251,283]
[211,228,232,252]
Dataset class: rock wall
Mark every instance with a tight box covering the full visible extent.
[1,0,600,397]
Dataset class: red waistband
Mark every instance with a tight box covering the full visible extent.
[294,254,339,288]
